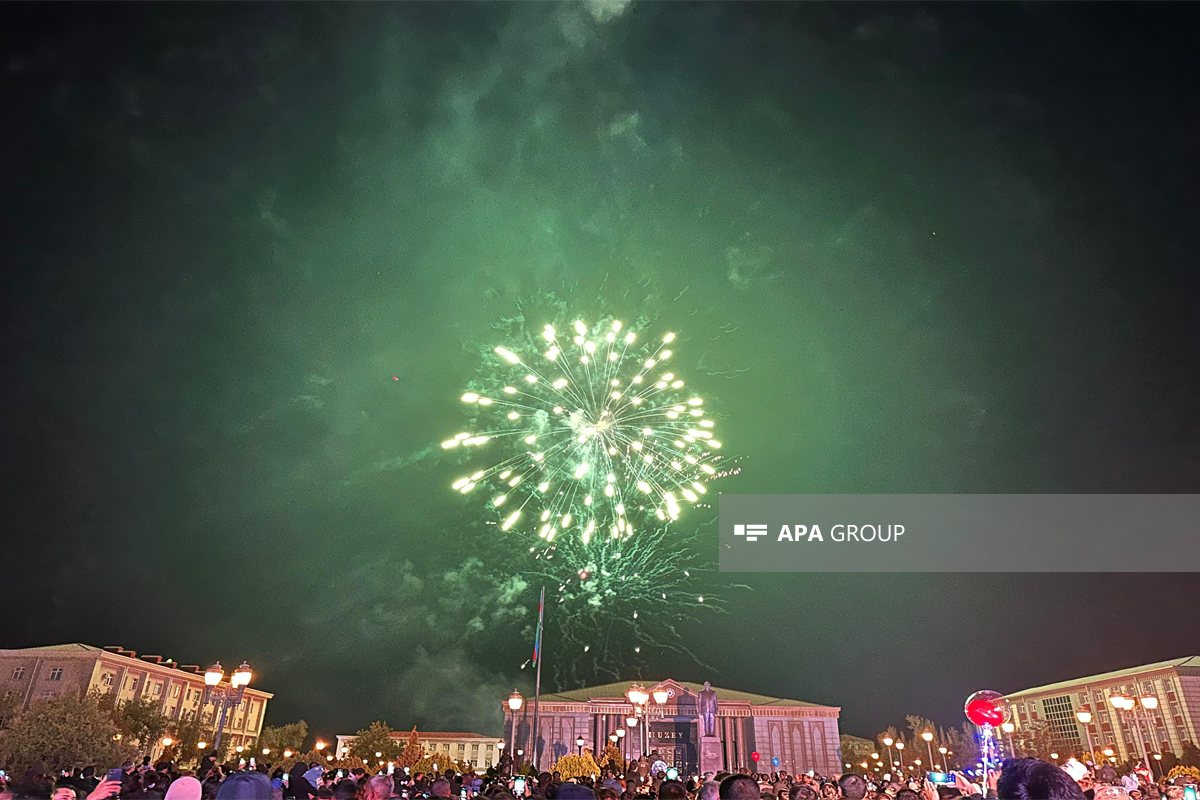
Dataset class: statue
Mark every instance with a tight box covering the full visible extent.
[699,681,718,738]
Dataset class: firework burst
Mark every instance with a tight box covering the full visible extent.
[444,316,724,546]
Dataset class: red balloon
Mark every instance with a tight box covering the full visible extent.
[966,698,1005,726]
[751,752,760,762]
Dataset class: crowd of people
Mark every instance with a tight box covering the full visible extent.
[0,754,1194,800]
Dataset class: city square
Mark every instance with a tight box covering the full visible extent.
[3,1,1198,800]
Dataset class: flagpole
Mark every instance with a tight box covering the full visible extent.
[531,586,545,772]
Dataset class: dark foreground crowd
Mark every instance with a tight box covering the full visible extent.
[0,757,1194,800]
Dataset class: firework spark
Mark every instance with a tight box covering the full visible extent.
[444,317,724,545]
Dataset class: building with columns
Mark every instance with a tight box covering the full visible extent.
[502,679,841,776]
[0,643,273,753]
[1003,657,1200,764]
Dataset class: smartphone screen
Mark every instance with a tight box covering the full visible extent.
[461,789,468,799]
[514,778,526,795]
[1183,788,1196,800]
[927,773,954,785]
[107,768,125,783]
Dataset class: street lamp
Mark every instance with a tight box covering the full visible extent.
[577,736,586,755]
[1153,753,1163,779]
[316,742,326,751]
[508,691,525,764]
[236,746,244,754]
[198,660,253,755]
[1075,710,1094,762]
[1138,695,1160,768]
[263,749,271,756]
[895,741,905,770]
[197,742,207,750]
[921,732,934,770]
[284,750,293,758]
[1050,753,1059,765]
[1001,722,1016,756]
[938,746,948,771]
[1110,694,1151,770]
[626,684,649,760]
[882,737,895,770]
[617,728,627,763]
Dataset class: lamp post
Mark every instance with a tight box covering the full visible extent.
[652,688,668,763]
[921,732,934,770]
[577,736,586,756]
[198,661,253,756]
[497,740,505,772]
[617,729,627,764]
[1139,695,1161,767]
[1075,710,1094,763]
[1110,694,1150,770]
[938,747,948,771]
[508,691,524,767]
[882,738,894,771]
[1001,722,1016,757]
[1050,753,1059,765]
[626,685,649,761]
[1153,753,1163,780]
[895,741,905,771]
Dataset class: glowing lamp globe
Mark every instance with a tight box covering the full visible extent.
[231,662,253,688]
[964,690,1006,727]
[205,662,224,686]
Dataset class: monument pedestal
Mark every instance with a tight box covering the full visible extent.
[699,735,723,777]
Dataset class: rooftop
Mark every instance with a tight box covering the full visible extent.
[537,679,834,709]
[1004,657,1200,699]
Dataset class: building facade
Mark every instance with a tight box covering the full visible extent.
[334,731,501,770]
[1003,657,1200,763]
[0,643,273,752]
[502,679,841,776]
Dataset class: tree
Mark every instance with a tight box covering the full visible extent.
[348,722,402,763]
[112,696,172,753]
[257,722,310,759]
[413,752,473,775]
[0,694,137,773]
[1013,720,1060,761]
[597,743,625,773]
[1180,740,1200,769]
[398,728,424,769]
[0,693,21,730]
[551,753,601,780]
[166,715,207,767]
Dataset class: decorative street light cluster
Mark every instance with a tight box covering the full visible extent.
[200,661,253,755]
[623,684,669,762]
[1066,695,1166,777]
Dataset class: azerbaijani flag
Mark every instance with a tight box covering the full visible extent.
[532,588,545,665]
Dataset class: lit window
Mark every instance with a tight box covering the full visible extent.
[11,668,25,680]
[172,685,181,698]
[486,745,493,752]
[48,668,64,681]
[101,673,115,687]
[458,744,466,752]
[153,682,163,696]
[443,744,450,751]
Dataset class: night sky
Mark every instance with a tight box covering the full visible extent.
[4,2,1200,745]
